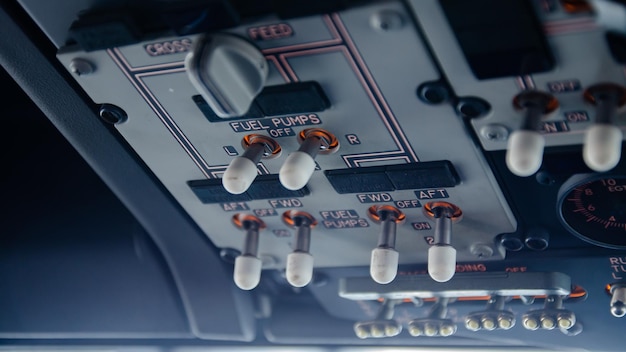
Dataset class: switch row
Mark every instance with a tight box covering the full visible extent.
[222,129,339,194]
[354,295,578,339]
[231,201,463,290]
[506,83,625,177]
[232,211,316,290]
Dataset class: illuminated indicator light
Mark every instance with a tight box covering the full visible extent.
[506,91,558,177]
[385,324,400,337]
[558,316,574,329]
[439,324,456,337]
[370,324,384,338]
[523,317,539,330]
[481,317,497,331]
[541,316,556,330]
[423,323,438,336]
[465,317,481,331]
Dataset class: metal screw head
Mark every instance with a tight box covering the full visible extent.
[370,10,404,31]
[99,104,128,124]
[219,247,241,264]
[69,58,95,76]
[417,81,450,105]
[470,243,494,258]
[480,124,509,141]
[456,97,491,119]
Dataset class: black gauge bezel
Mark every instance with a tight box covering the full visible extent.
[557,174,626,249]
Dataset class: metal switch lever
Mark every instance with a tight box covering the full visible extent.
[506,90,559,177]
[368,205,405,284]
[279,128,339,190]
[582,83,626,172]
[222,134,281,194]
[282,211,317,287]
[423,202,463,283]
[232,214,266,290]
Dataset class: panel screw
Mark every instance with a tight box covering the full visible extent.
[456,97,491,119]
[470,243,493,258]
[69,58,95,76]
[417,81,450,105]
[370,10,404,31]
[99,104,128,124]
[480,124,509,141]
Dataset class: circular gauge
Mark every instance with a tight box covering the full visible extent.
[557,174,626,249]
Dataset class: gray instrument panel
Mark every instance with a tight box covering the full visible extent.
[57,0,621,272]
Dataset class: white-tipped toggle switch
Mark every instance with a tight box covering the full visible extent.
[279,129,339,190]
[428,245,456,283]
[185,33,268,118]
[506,130,545,177]
[222,134,281,194]
[286,252,314,288]
[234,255,262,291]
[506,91,558,177]
[232,214,266,290]
[582,83,626,172]
[584,124,622,172]
[367,205,405,284]
[423,202,463,283]
[282,211,317,287]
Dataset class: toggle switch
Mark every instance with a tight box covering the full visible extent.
[222,134,281,194]
[582,83,625,172]
[609,283,626,318]
[408,297,457,337]
[506,90,559,177]
[185,33,268,118]
[522,295,576,331]
[232,213,266,290]
[279,128,339,190]
[465,295,515,331]
[282,211,317,287]
[367,205,406,284]
[353,299,402,339]
[423,202,463,282]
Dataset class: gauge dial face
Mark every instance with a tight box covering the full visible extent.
[558,176,626,249]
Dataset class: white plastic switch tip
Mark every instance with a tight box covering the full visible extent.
[428,245,456,283]
[222,156,258,194]
[286,251,314,287]
[583,124,622,172]
[506,130,545,177]
[279,151,316,190]
[370,247,399,284]
[233,255,262,290]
